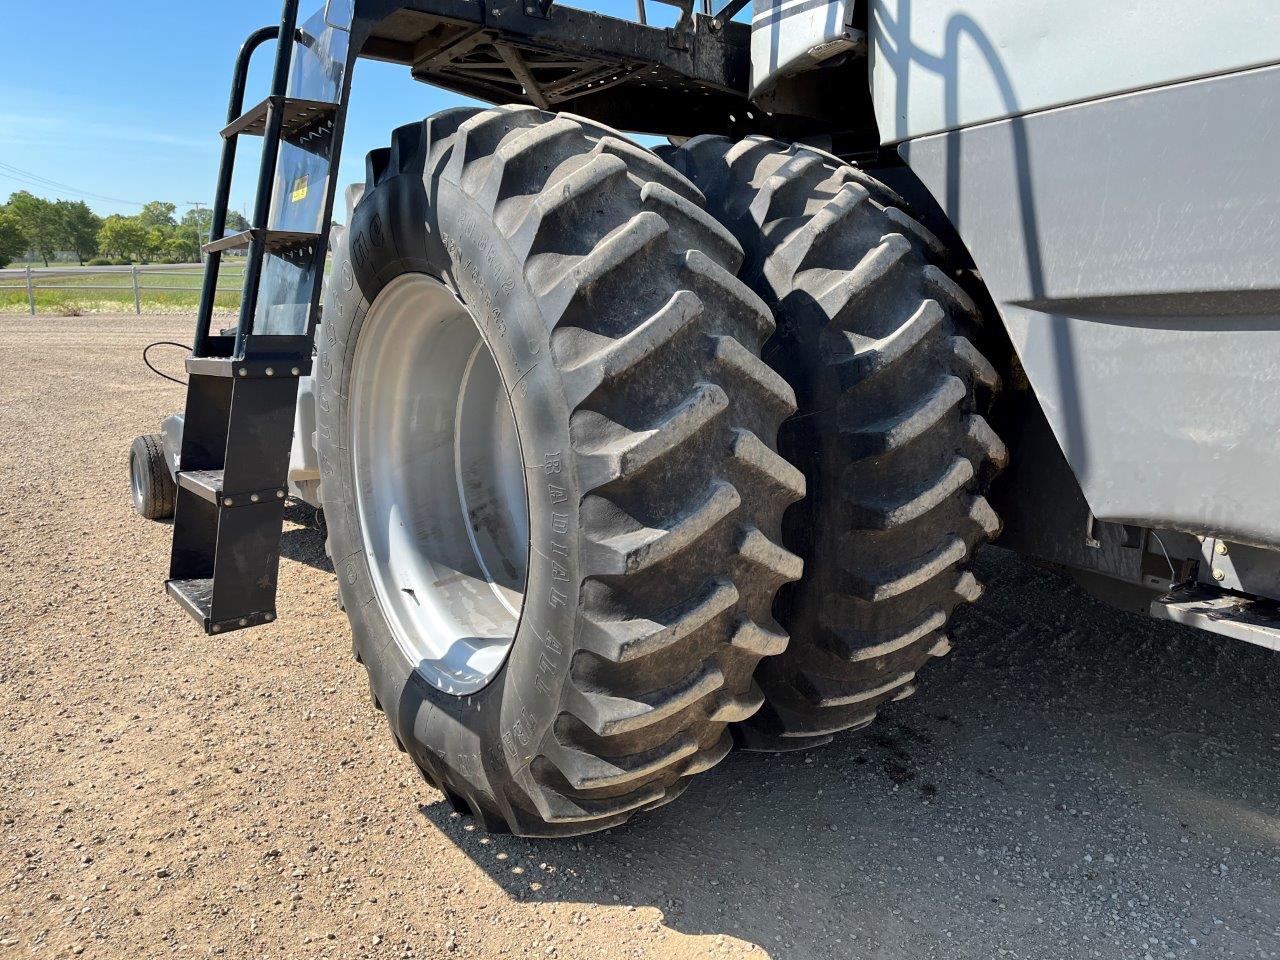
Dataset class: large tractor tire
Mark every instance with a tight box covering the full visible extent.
[316,107,803,836]
[664,136,1006,750]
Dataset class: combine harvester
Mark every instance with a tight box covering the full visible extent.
[129,0,1280,835]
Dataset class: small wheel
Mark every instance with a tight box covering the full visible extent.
[129,433,175,520]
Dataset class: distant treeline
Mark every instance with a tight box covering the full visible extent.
[0,192,250,268]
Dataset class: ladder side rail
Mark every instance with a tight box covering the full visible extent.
[234,0,303,361]
[193,26,280,359]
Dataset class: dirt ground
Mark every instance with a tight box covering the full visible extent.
[1,313,1277,960]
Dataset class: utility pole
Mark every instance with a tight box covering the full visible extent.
[186,200,208,263]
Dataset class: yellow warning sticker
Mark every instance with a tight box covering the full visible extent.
[291,175,309,202]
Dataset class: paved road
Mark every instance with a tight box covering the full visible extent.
[1,315,1276,959]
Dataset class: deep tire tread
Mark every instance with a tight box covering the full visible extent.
[340,108,799,833]
[667,135,1004,748]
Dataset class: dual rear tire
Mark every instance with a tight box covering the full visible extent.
[318,109,1002,835]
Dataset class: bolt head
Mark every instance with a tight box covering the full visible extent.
[239,618,248,627]
[1215,542,1228,555]
[276,490,285,499]
[1213,568,1226,581]
[211,624,221,633]
[238,368,248,377]
[291,367,300,376]
[224,497,233,506]
[265,613,274,622]
[265,367,274,377]
[250,493,260,503]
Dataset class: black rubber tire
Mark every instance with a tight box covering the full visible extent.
[663,136,1006,750]
[129,433,175,520]
[316,107,802,836]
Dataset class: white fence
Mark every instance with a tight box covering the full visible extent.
[0,262,243,315]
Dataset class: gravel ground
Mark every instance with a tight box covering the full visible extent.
[1,314,1277,960]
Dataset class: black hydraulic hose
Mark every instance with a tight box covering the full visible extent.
[142,341,192,386]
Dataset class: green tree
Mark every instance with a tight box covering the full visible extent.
[55,200,101,265]
[182,207,248,246]
[172,222,202,262]
[180,207,212,231]
[137,201,177,231]
[0,208,28,268]
[146,226,176,263]
[6,191,60,266]
[98,215,148,262]
[161,230,196,263]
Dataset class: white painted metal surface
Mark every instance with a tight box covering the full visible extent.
[749,0,861,98]
[869,0,1280,142]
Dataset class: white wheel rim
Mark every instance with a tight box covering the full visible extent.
[350,274,530,695]
[131,450,145,510]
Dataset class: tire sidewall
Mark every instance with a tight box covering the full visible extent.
[317,171,582,823]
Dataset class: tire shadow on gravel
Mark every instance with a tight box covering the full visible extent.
[411,548,1280,960]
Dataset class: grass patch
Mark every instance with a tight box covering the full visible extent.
[0,264,246,315]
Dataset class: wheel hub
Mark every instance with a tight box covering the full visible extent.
[349,274,529,695]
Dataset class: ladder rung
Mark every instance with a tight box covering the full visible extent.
[178,469,288,507]
[166,577,215,626]
[178,469,225,504]
[222,95,339,142]
[166,577,276,635]
[202,228,321,257]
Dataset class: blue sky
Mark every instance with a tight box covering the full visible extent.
[0,0,684,221]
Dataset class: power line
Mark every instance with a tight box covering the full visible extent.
[0,160,145,207]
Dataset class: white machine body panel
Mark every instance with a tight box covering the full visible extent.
[867,0,1280,142]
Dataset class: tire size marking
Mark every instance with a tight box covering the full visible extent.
[441,227,524,387]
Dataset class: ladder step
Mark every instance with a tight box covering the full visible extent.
[166,577,276,635]
[202,228,322,257]
[185,355,312,379]
[222,95,338,143]
[177,469,225,504]
[178,469,289,507]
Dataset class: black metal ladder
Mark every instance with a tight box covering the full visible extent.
[167,0,347,634]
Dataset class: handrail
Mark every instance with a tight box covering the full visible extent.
[234,0,302,360]
[192,24,280,357]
